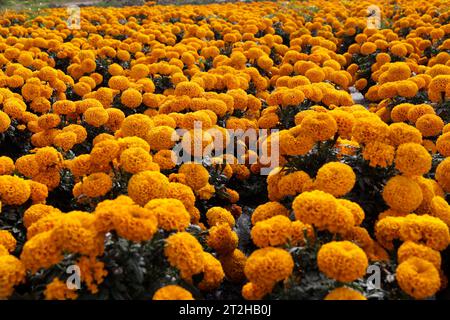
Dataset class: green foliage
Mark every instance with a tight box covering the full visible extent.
[0,121,32,160]
[93,231,173,299]
[341,149,396,233]
[276,99,315,130]
[268,231,337,300]
[282,137,339,177]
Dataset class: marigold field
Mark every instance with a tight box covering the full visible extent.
[0,0,450,301]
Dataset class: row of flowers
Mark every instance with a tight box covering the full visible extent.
[0,0,450,300]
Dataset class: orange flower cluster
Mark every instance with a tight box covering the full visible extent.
[0,0,450,301]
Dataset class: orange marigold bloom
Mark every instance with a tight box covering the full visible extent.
[317,241,368,282]
[121,88,143,109]
[0,175,31,205]
[127,170,169,206]
[0,110,11,133]
[52,100,76,115]
[436,132,450,157]
[84,107,109,127]
[383,175,423,213]
[299,113,338,141]
[44,278,78,300]
[396,257,440,300]
[314,162,356,197]
[144,198,190,232]
[81,173,112,198]
[153,285,194,300]
[324,287,366,300]
[0,255,26,299]
[0,156,14,175]
[164,232,205,281]
[244,247,294,289]
[394,143,432,176]
[415,114,444,137]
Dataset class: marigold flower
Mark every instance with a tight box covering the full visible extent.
[164,232,205,281]
[242,282,271,300]
[174,81,204,98]
[108,75,129,91]
[52,100,76,115]
[84,107,109,127]
[352,117,389,144]
[153,150,177,170]
[0,255,26,299]
[153,285,194,300]
[317,241,368,282]
[144,198,190,232]
[0,175,31,205]
[250,201,288,225]
[127,170,169,206]
[32,168,61,191]
[293,190,342,230]
[120,114,154,139]
[117,136,150,153]
[388,122,422,147]
[434,157,450,192]
[401,214,450,251]
[383,175,423,213]
[329,109,355,139]
[206,206,235,227]
[23,204,61,229]
[277,130,315,156]
[219,249,247,283]
[207,223,238,255]
[20,231,63,273]
[0,110,11,133]
[179,163,210,191]
[360,42,377,55]
[112,209,158,242]
[105,108,125,132]
[299,113,337,141]
[338,199,365,226]
[436,132,450,157]
[407,104,435,124]
[146,126,177,151]
[37,113,60,130]
[0,156,14,175]
[398,241,441,269]
[251,215,292,248]
[324,287,366,300]
[28,180,48,204]
[81,173,112,198]
[90,139,120,165]
[62,124,88,144]
[396,257,440,299]
[119,147,153,174]
[3,98,26,119]
[305,68,326,83]
[415,114,444,137]
[53,131,77,152]
[121,88,143,109]
[314,162,355,197]
[277,171,312,198]
[362,141,395,168]
[244,247,294,289]
[198,252,225,291]
[44,278,78,300]
[430,196,450,227]
[413,176,436,214]
[35,146,63,170]
[76,256,107,294]
[0,230,16,253]
[394,143,431,176]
